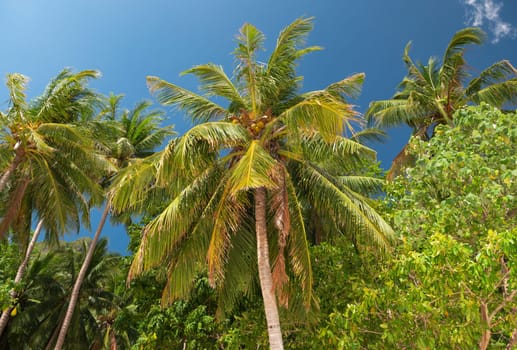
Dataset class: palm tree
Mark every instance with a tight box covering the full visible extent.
[112,17,394,349]
[366,27,517,179]
[3,238,121,350]
[0,70,111,336]
[54,96,173,350]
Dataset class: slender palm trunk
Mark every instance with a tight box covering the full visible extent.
[0,143,25,194]
[0,219,44,336]
[54,201,111,350]
[255,187,284,350]
[0,177,30,239]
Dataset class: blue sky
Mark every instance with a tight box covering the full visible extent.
[1,0,516,253]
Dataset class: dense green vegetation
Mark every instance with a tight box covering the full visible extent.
[0,17,516,349]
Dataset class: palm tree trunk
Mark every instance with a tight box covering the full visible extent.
[255,187,284,350]
[54,200,111,350]
[0,177,30,239]
[0,219,44,336]
[0,143,25,194]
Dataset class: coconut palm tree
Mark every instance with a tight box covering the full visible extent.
[112,17,394,349]
[0,70,111,336]
[366,27,517,179]
[3,238,121,350]
[54,96,173,350]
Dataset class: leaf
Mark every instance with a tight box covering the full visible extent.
[228,140,277,193]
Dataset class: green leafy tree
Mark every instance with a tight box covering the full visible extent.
[366,28,517,179]
[113,17,393,349]
[320,104,517,349]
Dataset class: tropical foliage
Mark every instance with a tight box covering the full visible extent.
[320,104,517,349]
[0,17,515,350]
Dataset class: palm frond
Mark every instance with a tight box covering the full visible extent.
[442,27,485,66]
[110,153,161,215]
[130,165,222,277]
[366,99,424,128]
[182,64,246,110]
[32,69,100,124]
[296,162,394,251]
[469,80,517,107]
[207,184,246,286]
[351,127,387,143]
[325,73,365,101]
[159,122,248,184]
[299,133,376,162]
[233,23,265,112]
[228,140,277,193]
[336,175,384,195]
[5,73,30,118]
[466,60,517,106]
[216,217,257,314]
[284,170,312,306]
[158,171,237,304]
[280,96,357,142]
[147,76,227,122]
[264,17,322,106]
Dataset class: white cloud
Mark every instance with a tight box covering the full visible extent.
[461,0,516,43]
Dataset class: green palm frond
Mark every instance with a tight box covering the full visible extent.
[366,99,424,128]
[216,218,257,314]
[284,171,312,306]
[30,154,80,243]
[281,96,357,141]
[351,127,387,143]
[120,100,174,156]
[296,162,394,251]
[325,73,365,101]
[207,185,247,286]
[159,121,248,183]
[265,16,322,105]
[97,93,124,120]
[5,73,29,118]
[234,23,265,112]
[440,28,485,90]
[402,42,426,83]
[228,140,277,193]
[336,175,384,195]
[110,153,161,215]
[466,60,517,106]
[442,27,485,66]
[134,166,222,274]
[182,64,246,110]
[32,69,100,123]
[160,172,236,303]
[300,133,376,161]
[466,60,516,94]
[469,80,517,106]
[147,76,227,122]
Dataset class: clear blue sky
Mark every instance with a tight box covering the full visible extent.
[1,0,516,253]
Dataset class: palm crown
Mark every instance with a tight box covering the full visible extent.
[366,27,517,179]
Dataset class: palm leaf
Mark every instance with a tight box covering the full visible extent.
[147,76,227,122]
[325,73,365,101]
[228,140,277,193]
[466,60,517,106]
[296,162,394,251]
[182,63,246,110]
[280,96,357,142]
[5,73,30,118]
[284,170,312,306]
